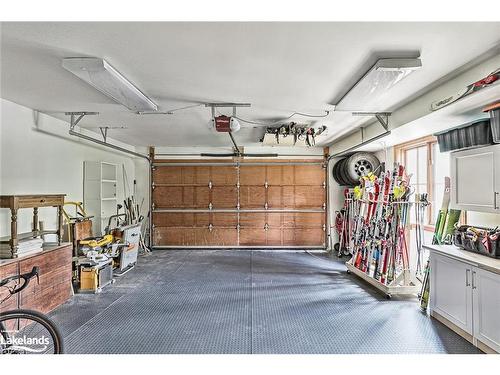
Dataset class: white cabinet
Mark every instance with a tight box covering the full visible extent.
[430,253,473,334]
[472,268,500,352]
[450,144,500,213]
[429,250,500,353]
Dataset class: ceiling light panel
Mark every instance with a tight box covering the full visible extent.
[335,58,422,112]
[62,57,157,112]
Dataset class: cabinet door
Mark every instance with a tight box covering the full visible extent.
[451,145,498,213]
[472,268,500,352]
[430,253,473,334]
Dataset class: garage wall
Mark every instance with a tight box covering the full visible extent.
[0,98,138,238]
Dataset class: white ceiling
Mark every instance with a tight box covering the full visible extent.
[1,22,500,148]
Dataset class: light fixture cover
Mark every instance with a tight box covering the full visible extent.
[335,58,422,111]
[62,57,157,112]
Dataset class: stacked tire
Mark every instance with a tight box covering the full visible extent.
[332,152,381,186]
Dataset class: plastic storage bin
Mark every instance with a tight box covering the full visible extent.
[435,118,496,152]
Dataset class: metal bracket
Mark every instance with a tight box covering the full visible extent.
[264,202,268,210]
[208,203,213,210]
[65,111,99,131]
[208,224,213,232]
[352,112,391,132]
[208,181,213,189]
[264,181,268,189]
[99,127,109,143]
[264,223,269,231]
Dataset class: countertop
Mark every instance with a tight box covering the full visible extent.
[0,243,72,267]
[424,244,500,275]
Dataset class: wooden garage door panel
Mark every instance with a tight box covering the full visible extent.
[283,228,324,246]
[153,213,236,228]
[193,166,211,184]
[240,229,266,246]
[239,166,266,185]
[154,166,206,185]
[266,213,282,227]
[283,186,325,208]
[211,213,238,227]
[153,212,195,227]
[153,227,196,246]
[195,228,238,246]
[266,229,282,246]
[267,186,283,208]
[240,213,266,228]
[282,213,325,228]
[293,165,325,185]
[297,212,325,228]
[240,186,266,208]
[153,167,182,184]
[210,166,238,185]
[295,228,325,245]
[266,165,283,185]
[153,186,210,208]
[211,229,238,246]
[212,186,238,208]
[153,186,193,208]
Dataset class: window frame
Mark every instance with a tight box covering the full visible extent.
[394,135,437,232]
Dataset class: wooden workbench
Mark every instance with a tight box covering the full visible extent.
[0,243,72,314]
[0,194,65,258]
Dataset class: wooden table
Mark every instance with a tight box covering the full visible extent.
[0,194,65,258]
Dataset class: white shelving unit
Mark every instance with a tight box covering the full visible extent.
[84,161,118,235]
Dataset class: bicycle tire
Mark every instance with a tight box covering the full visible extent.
[0,309,63,354]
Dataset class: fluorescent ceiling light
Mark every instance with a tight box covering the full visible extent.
[335,58,422,112]
[62,57,157,112]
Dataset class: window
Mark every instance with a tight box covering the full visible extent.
[394,136,450,229]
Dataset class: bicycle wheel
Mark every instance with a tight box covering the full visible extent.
[0,309,63,354]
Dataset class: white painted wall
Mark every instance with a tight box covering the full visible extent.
[0,98,141,238]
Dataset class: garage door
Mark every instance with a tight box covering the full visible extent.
[152,161,326,248]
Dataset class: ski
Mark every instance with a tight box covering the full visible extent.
[441,208,462,245]
[431,69,500,111]
[432,177,451,245]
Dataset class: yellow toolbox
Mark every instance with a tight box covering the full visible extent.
[80,267,99,291]
[79,261,113,293]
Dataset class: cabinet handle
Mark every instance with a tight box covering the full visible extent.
[471,271,477,290]
[494,192,499,210]
[466,269,470,287]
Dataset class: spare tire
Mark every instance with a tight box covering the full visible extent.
[338,157,353,186]
[332,158,345,185]
[332,157,349,186]
[344,152,381,185]
[332,158,340,184]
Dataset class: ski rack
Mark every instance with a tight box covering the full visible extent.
[345,197,426,299]
[341,165,427,299]
[345,261,419,299]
